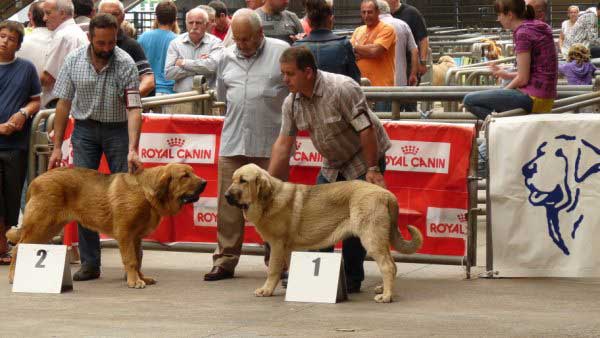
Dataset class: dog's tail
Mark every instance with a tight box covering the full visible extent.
[388,197,423,254]
[5,227,21,245]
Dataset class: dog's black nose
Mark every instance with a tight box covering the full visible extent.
[225,191,237,206]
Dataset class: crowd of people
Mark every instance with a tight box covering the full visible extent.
[0,0,597,290]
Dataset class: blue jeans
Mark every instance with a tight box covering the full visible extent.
[316,157,387,286]
[463,89,533,120]
[71,119,129,269]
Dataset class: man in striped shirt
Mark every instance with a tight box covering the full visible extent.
[269,46,391,293]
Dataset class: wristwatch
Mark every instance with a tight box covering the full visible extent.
[18,108,29,119]
[419,59,427,65]
[367,165,381,173]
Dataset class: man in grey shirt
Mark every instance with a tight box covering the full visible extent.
[256,0,303,45]
[165,7,223,91]
[204,8,290,282]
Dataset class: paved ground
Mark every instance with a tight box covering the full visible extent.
[2,224,600,337]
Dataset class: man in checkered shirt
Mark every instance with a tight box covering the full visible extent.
[269,46,391,293]
[47,13,143,282]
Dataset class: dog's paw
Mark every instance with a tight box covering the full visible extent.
[254,287,273,297]
[142,276,156,285]
[374,294,393,303]
[127,279,146,289]
[374,285,383,294]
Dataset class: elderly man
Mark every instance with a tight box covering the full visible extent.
[223,0,265,47]
[256,0,303,45]
[48,13,143,281]
[269,46,391,293]
[378,0,417,87]
[40,0,88,108]
[98,0,155,97]
[351,0,395,110]
[165,7,223,95]
[204,9,289,281]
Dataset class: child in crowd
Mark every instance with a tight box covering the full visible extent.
[559,44,596,85]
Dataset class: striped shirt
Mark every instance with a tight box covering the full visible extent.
[281,71,391,182]
[52,45,140,122]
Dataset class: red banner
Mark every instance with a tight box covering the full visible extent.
[62,115,474,256]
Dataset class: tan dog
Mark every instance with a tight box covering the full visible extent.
[8,163,206,288]
[225,164,423,303]
[432,55,457,86]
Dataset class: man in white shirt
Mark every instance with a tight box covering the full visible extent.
[41,0,88,108]
[377,0,418,87]
[17,1,52,79]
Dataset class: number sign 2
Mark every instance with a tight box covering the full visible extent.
[285,252,347,304]
[12,244,73,294]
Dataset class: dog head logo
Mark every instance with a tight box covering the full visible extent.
[522,135,600,255]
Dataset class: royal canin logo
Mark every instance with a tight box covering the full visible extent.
[139,133,216,164]
[193,197,218,226]
[289,137,323,167]
[401,145,420,155]
[426,207,468,240]
[166,137,185,147]
[386,140,451,174]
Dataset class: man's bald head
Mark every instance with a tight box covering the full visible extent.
[231,8,263,57]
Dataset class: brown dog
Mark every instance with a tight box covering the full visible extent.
[225,164,423,303]
[8,163,206,288]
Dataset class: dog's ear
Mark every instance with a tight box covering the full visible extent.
[575,139,600,182]
[257,172,273,201]
[155,170,172,201]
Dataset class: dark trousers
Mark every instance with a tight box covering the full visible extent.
[71,119,129,269]
[316,157,387,285]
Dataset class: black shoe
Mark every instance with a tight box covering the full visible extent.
[346,281,361,294]
[73,266,100,281]
[204,266,234,281]
[280,271,288,288]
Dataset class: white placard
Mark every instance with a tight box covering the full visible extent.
[285,252,347,304]
[12,244,73,293]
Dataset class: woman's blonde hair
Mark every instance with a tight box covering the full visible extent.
[568,43,591,64]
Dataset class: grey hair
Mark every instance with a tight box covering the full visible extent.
[197,5,215,17]
[377,0,390,14]
[186,7,209,21]
[568,5,579,12]
[55,0,75,16]
[231,8,262,31]
[98,0,124,13]
[361,0,379,10]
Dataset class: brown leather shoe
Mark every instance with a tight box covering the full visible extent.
[204,266,234,281]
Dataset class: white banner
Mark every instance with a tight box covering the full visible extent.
[490,114,600,277]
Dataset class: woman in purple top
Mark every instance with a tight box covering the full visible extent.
[559,43,597,85]
[463,0,558,119]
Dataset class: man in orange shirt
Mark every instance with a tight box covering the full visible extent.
[351,0,395,88]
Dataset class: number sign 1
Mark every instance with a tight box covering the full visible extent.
[285,251,347,304]
[12,244,73,294]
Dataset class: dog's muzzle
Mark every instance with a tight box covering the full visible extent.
[181,180,207,204]
[225,189,248,209]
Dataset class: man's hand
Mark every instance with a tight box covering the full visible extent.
[175,58,185,67]
[128,149,143,174]
[8,113,27,131]
[366,171,386,188]
[48,148,63,170]
[408,73,418,86]
[0,122,16,135]
[417,63,428,76]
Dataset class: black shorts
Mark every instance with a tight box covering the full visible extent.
[0,149,27,227]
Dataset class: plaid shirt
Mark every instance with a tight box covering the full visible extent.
[53,45,140,122]
[281,71,391,182]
